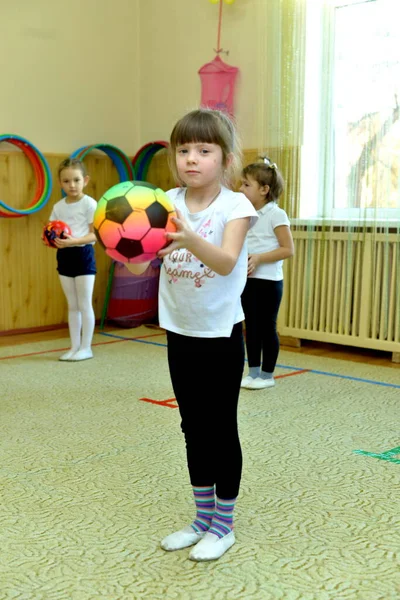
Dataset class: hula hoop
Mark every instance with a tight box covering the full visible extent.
[63,144,135,197]
[0,138,49,218]
[0,135,52,218]
[2,139,46,219]
[0,135,51,217]
[73,144,134,180]
[132,141,169,181]
[0,138,45,218]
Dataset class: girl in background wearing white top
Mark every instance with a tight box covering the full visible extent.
[239,157,294,390]
[156,109,258,561]
[49,158,97,362]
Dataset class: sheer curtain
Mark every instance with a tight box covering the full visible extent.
[255,0,400,356]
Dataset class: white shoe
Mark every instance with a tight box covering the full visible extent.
[70,349,93,361]
[161,526,206,551]
[240,375,257,389]
[246,377,275,390]
[59,350,78,361]
[189,531,235,561]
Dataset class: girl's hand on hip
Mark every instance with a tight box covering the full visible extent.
[247,254,260,275]
[157,209,194,257]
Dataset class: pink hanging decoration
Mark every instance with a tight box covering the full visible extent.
[199,56,239,116]
[199,0,239,116]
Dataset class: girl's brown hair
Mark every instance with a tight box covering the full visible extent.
[242,156,285,203]
[58,158,87,178]
[168,108,242,188]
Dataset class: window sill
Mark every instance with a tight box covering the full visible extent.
[291,218,400,233]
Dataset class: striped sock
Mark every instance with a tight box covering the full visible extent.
[208,497,236,539]
[191,486,215,533]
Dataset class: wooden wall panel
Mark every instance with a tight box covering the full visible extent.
[0,148,295,333]
[0,152,118,333]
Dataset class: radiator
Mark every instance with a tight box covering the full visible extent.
[278,230,400,354]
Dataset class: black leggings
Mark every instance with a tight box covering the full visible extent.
[166,323,244,499]
[241,278,283,373]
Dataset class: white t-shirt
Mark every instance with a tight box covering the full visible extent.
[49,195,97,245]
[247,201,291,281]
[158,186,258,338]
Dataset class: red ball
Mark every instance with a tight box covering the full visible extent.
[42,220,72,248]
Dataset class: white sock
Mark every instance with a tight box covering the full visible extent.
[59,276,81,353]
[75,275,95,352]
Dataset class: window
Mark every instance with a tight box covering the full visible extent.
[300,0,400,222]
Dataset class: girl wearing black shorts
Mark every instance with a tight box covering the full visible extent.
[49,158,97,361]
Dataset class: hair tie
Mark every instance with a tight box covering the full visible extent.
[260,156,278,170]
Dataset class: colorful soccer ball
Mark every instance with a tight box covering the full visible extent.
[93,181,176,264]
[42,220,72,248]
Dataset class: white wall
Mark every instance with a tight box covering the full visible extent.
[0,0,140,153]
[0,0,281,155]
[138,0,269,149]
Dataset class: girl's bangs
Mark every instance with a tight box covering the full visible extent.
[172,113,222,147]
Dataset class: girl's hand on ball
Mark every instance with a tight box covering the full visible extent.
[158,209,195,257]
[54,234,77,248]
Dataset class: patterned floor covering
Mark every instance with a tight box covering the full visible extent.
[0,326,399,600]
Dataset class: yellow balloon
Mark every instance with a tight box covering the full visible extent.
[209,0,219,3]
[224,0,235,3]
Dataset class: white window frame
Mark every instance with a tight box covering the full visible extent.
[298,0,400,225]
